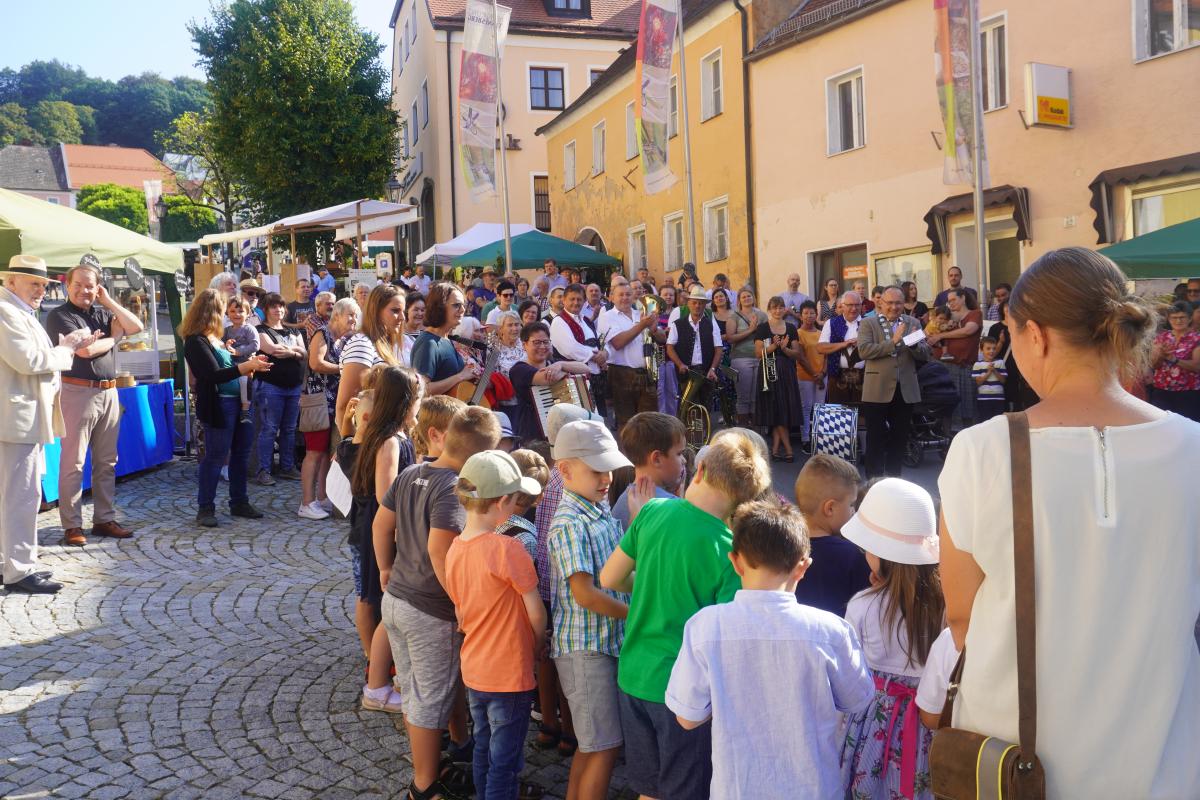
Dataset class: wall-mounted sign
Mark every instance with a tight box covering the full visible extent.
[842,265,868,281]
[1025,63,1072,128]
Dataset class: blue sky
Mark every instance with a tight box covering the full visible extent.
[1,0,397,82]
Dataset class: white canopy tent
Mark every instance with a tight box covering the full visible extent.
[275,199,415,231]
[333,209,421,242]
[415,222,537,266]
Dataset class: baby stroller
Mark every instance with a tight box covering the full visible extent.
[904,360,960,468]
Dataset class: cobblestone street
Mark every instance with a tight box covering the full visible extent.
[0,459,626,800]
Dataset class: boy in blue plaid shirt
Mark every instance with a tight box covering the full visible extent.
[548,419,632,800]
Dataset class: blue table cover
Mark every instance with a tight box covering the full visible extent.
[41,380,175,502]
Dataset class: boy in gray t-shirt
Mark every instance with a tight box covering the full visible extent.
[373,406,500,800]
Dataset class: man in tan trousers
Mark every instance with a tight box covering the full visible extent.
[44,257,144,547]
[0,255,99,593]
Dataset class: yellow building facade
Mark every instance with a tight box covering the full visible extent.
[537,0,754,290]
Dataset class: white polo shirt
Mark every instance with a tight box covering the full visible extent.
[668,313,724,367]
[818,316,862,369]
[598,306,644,368]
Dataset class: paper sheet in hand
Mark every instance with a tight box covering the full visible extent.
[326,460,352,515]
[903,329,927,347]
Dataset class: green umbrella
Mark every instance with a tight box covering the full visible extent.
[451,229,621,270]
[1099,217,1200,280]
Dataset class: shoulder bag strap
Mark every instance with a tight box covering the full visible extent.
[1006,411,1038,769]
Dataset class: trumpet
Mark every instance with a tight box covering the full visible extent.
[638,295,663,381]
[761,338,778,391]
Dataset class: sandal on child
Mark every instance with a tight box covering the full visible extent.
[518,781,546,800]
[361,685,403,714]
[534,724,561,750]
[407,779,468,800]
[556,734,578,757]
[437,756,474,795]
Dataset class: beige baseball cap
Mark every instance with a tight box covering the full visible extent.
[552,420,632,472]
[459,450,543,499]
[546,404,601,445]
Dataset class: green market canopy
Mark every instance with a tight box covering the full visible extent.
[451,229,621,270]
[1099,217,1200,280]
[0,187,182,273]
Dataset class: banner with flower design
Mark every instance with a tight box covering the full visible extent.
[458,0,511,201]
[635,0,679,195]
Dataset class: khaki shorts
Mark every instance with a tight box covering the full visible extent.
[554,651,622,752]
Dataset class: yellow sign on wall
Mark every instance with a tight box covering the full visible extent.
[1037,96,1070,127]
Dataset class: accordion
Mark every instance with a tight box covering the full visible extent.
[532,376,594,438]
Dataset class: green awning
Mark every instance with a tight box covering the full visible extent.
[0,187,183,274]
[1099,217,1200,280]
[451,229,621,270]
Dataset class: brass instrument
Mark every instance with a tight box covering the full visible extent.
[760,338,778,391]
[679,369,711,452]
[638,295,663,381]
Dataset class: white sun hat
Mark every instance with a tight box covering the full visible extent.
[840,477,939,565]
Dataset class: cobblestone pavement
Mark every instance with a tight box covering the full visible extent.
[0,459,637,800]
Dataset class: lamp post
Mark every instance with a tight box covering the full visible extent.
[153,195,167,241]
[386,177,403,272]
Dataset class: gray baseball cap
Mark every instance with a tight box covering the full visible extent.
[546,404,601,445]
[459,450,543,499]
[551,420,632,472]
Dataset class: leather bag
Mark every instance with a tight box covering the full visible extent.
[298,392,330,433]
[929,412,1046,800]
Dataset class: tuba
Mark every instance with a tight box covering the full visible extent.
[638,295,663,381]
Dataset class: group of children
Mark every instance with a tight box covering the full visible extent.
[333,365,963,800]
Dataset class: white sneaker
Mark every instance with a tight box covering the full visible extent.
[219,466,229,482]
[317,498,334,513]
[297,502,329,520]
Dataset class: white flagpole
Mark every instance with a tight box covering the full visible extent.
[675,7,698,269]
[491,0,514,274]
[967,0,987,291]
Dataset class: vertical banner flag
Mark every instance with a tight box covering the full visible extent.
[635,0,680,194]
[933,0,989,187]
[458,0,511,202]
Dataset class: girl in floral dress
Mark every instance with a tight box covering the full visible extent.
[838,479,946,800]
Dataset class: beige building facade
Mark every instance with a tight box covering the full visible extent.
[747,0,1200,301]
[388,0,638,265]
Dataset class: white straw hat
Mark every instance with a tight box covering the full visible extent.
[840,478,938,565]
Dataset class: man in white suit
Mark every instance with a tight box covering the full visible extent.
[0,255,98,594]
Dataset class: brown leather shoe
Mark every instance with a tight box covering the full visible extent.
[63,527,86,547]
[91,521,134,539]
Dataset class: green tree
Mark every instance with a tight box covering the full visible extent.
[76,183,148,234]
[160,194,219,241]
[159,111,247,232]
[28,100,84,144]
[0,102,37,146]
[16,60,88,105]
[191,0,398,222]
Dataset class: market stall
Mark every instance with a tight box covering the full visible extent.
[416,222,537,273]
[1099,217,1200,280]
[451,228,621,285]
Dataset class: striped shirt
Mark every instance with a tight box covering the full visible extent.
[340,333,382,368]
[533,466,564,602]
[548,490,628,657]
[972,360,1007,397]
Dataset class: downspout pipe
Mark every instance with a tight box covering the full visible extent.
[446,30,459,236]
[732,0,757,291]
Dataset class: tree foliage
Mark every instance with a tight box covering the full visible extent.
[191,0,398,222]
[160,194,219,242]
[158,111,247,232]
[0,60,209,151]
[76,183,148,234]
[0,102,37,146]
[28,100,86,144]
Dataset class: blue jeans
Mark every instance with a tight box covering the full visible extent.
[468,688,533,800]
[255,381,301,473]
[199,396,251,510]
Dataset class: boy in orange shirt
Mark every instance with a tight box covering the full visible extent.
[445,450,547,800]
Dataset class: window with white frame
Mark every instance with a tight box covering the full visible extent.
[700,50,723,121]
[563,140,576,190]
[411,101,420,143]
[421,81,430,127]
[1135,0,1200,60]
[826,68,865,155]
[703,197,729,262]
[410,10,418,43]
[668,77,679,137]
[1131,178,1200,235]
[403,21,411,61]
[592,121,605,175]
[628,225,647,272]
[402,119,411,159]
[625,101,638,160]
[980,16,1007,111]
[663,212,684,271]
[589,69,606,85]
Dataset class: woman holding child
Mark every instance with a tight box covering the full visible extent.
[939,247,1200,798]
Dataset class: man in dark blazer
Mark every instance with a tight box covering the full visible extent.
[857,287,932,478]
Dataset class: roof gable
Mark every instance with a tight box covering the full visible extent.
[0,145,69,192]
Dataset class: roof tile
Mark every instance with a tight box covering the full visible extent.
[0,145,69,192]
[61,144,177,192]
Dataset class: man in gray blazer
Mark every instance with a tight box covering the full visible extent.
[0,255,99,593]
[858,287,931,478]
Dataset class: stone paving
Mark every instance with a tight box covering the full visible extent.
[0,459,636,800]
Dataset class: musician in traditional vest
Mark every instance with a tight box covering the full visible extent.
[598,282,659,433]
[817,291,864,404]
[666,284,724,410]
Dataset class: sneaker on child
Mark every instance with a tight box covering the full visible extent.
[298,502,330,520]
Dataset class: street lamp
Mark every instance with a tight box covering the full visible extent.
[153,195,167,241]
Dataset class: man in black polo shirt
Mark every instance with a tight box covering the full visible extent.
[44,260,144,547]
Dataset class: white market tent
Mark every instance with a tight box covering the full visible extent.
[415,222,537,267]
[333,209,421,242]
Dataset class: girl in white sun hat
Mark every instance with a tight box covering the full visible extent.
[837,477,946,800]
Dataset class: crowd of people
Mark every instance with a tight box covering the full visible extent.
[3,246,1198,800]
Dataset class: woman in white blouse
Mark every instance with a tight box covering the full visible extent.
[334,284,406,429]
[938,247,1200,799]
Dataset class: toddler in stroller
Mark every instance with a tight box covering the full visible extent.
[904,360,960,468]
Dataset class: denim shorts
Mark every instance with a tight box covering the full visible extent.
[618,689,713,799]
[554,651,622,752]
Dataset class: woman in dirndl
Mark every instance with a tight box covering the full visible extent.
[753,296,806,461]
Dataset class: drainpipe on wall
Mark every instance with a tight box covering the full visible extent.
[732,0,757,292]
[446,31,459,237]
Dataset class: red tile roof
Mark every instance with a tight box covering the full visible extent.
[404,0,640,38]
[61,144,177,193]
